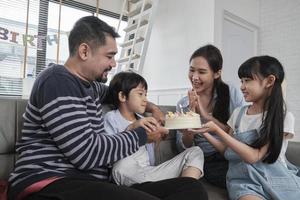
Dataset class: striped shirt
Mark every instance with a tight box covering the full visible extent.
[8,64,147,200]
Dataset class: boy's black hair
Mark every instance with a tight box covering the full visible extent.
[190,44,230,124]
[68,16,120,56]
[109,71,148,108]
[238,55,285,164]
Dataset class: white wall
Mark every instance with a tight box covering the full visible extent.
[75,0,123,14]
[144,0,260,105]
[142,0,215,105]
[260,0,300,141]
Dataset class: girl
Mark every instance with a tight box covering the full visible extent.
[176,44,245,188]
[193,55,300,200]
[104,71,205,187]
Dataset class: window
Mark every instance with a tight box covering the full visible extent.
[0,0,39,95]
[0,0,127,96]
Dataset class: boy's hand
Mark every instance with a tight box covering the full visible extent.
[126,117,159,132]
[146,126,169,143]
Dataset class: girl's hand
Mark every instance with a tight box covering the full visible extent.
[189,121,220,134]
[126,117,159,132]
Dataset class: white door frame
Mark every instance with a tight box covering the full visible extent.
[223,10,259,56]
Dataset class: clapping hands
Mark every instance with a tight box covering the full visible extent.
[188,89,210,119]
[188,89,199,113]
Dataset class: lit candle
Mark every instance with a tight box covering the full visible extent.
[179,104,184,114]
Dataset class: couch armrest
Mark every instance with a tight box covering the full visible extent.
[286,141,300,166]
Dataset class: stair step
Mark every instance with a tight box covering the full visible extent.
[118,54,141,63]
[116,0,158,73]
[124,19,148,32]
[120,37,144,48]
[127,3,152,18]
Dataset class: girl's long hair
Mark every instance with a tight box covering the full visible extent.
[238,55,285,163]
[190,45,230,124]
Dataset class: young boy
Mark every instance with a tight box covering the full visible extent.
[104,71,204,186]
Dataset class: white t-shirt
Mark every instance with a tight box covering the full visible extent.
[227,106,295,166]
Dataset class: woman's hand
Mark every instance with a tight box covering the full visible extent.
[126,117,159,132]
[188,90,210,119]
[188,89,198,112]
[188,90,230,132]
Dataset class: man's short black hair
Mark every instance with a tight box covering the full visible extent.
[68,16,120,56]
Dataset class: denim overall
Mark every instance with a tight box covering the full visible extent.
[224,106,300,200]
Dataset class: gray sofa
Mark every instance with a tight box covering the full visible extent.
[1,97,300,199]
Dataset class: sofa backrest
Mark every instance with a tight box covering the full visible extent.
[0,98,178,180]
[1,97,300,180]
[0,98,27,180]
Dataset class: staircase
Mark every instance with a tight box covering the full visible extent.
[116,0,159,74]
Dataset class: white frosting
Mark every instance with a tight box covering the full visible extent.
[164,111,202,130]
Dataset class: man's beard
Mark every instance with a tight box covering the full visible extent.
[96,76,107,83]
[96,67,111,83]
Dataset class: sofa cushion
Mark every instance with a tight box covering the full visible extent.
[286,141,300,166]
[0,98,299,200]
[0,99,27,180]
[15,100,27,141]
[200,179,228,199]
[0,99,16,154]
[0,155,14,180]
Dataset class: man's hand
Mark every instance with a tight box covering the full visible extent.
[146,126,169,143]
[180,129,199,138]
[146,102,165,126]
[126,117,159,133]
[152,108,165,126]
[179,129,199,148]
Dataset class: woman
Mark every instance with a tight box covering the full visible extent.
[176,44,245,188]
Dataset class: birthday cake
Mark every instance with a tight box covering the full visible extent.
[164,111,202,130]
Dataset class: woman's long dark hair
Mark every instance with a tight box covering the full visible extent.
[238,55,285,163]
[190,44,230,124]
